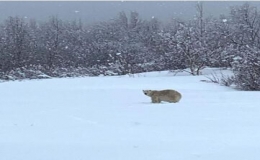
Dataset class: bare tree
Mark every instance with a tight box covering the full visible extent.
[39,16,64,70]
[2,16,30,69]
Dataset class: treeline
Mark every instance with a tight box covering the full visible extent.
[0,2,260,90]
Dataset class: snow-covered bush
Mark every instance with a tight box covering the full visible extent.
[0,66,50,81]
[232,47,260,90]
[205,70,234,87]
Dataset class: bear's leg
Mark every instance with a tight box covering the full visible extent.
[154,97,161,103]
[151,97,157,103]
[169,99,178,103]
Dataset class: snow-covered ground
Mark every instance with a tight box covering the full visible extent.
[1,69,260,160]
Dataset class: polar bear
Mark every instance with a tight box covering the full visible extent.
[143,89,182,103]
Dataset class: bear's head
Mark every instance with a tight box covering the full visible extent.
[143,90,153,96]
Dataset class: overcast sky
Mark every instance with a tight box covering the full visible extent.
[0,1,260,24]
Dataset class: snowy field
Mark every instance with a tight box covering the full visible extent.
[1,69,260,160]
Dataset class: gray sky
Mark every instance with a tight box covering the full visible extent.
[0,1,259,24]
